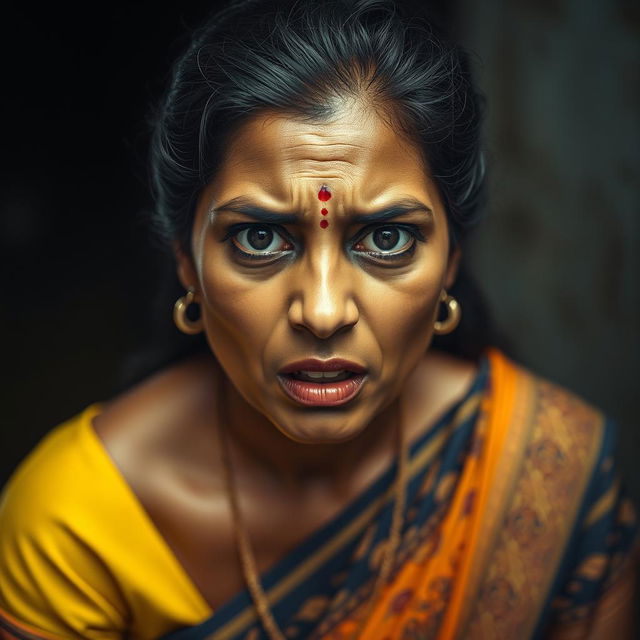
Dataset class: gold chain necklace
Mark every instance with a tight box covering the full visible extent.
[216,396,408,640]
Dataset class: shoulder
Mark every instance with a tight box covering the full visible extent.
[403,349,480,437]
[0,355,222,636]
[494,353,639,598]
[488,349,608,452]
[0,408,130,636]
[92,354,219,459]
[494,351,619,519]
[0,407,99,531]
[466,351,638,636]
[91,353,223,494]
[481,351,627,564]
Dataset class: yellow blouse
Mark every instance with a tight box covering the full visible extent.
[0,405,212,640]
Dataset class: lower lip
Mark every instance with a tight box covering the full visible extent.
[278,374,367,407]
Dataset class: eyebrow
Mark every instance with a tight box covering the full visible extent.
[211,196,433,224]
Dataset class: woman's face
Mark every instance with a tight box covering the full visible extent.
[179,100,459,444]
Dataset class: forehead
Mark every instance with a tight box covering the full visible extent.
[212,102,430,206]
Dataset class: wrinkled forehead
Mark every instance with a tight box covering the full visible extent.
[211,104,430,209]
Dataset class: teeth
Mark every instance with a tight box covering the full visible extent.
[300,370,345,379]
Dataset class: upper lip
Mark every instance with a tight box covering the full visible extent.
[278,358,367,375]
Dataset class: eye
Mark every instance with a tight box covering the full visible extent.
[231,225,294,257]
[353,225,416,257]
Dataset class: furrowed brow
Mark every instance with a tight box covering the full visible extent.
[210,196,433,224]
[211,197,298,224]
[352,199,433,224]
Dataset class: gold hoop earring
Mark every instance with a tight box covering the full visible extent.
[433,291,461,335]
[173,288,203,335]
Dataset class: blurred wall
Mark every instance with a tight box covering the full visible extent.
[0,2,217,487]
[456,0,640,499]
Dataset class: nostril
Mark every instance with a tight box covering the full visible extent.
[287,280,359,338]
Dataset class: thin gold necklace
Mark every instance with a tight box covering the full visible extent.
[216,395,408,640]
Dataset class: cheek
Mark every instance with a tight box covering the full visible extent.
[362,258,444,370]
[367,284,439,346]
[197,256,280,367]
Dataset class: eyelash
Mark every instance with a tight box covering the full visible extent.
[222,224,295,261]
[221,223,425,264]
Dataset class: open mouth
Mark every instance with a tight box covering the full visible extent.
[285,370,355,383]
[277,370,367,406]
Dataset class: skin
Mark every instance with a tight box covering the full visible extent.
[176,98,464,494]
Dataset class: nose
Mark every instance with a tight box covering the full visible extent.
[287,249,359,339]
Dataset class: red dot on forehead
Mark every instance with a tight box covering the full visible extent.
[320,219,329,229]
[321,208,328,215]
[318,186,331,201]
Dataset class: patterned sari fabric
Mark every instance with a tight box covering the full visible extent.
[154,351,637,640]
[0,350,637,640]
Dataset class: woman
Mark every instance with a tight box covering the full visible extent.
[0,0,637,638]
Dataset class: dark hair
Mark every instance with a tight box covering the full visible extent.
[150,0,485,254]
[126,0,501,386]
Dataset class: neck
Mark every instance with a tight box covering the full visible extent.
[207,348,478,499]
[218,371,401,499]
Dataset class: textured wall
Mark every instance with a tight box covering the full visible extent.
[456,0,639,498]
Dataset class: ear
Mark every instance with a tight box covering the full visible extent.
[174,242,199,293]
[444,245,462,291]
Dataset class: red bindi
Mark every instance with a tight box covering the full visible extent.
[318,186,331,201]
[321,208,328,215]
[320,219,329,229]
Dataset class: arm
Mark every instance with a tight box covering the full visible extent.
[0,425,130,639]
[0,518,130,640]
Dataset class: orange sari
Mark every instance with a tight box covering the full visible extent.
[322,348,611,639]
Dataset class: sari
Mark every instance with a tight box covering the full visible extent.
[0,349,637,639]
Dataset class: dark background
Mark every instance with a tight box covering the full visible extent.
[1,1,639,505]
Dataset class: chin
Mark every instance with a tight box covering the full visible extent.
[272,412,369,445]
